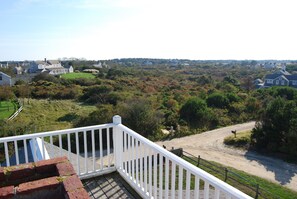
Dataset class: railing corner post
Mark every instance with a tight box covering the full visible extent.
[113,115,122,125]
[113,115,123,171]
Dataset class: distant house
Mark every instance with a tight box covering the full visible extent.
[29,58,73,75]
[0,72,12,86]
[263,69,297,88]
[14,66,23,75]
[253,78,264,88]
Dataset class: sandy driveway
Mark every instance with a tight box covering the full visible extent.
[157,122,297,191]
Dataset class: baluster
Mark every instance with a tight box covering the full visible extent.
[171,162,176,199]
[178,166,183,199]
[84,130,88,174]
[4,142,10,166]
[140,142,143,189]
[149,149,152,197]
[24,139,28,163]
[204,182,210,199]
[14,140,19,165]
[132,137,135,180]
[214,187,220,199]
[159,154,163,199]
[41,137,45,159]
[144,146,148,193]
[135,140,139,185]
[186,170,191,199]
[91,129,95,172]
[123,131,127,173]
[107,128,110,168]
[153,151,158,199]
[165,158,169,199]
[99,129,103,170]
[32,138,37,162]
[67,133,71,160]
[194,175,200,199]
[59,134,62,157]
[75,132,80,174]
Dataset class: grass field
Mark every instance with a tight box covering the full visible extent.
[0,101,17,120]
[11,99,97,132]
[61,72,96,79]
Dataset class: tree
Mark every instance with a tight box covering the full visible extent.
[0,86,15,102]
[120,99,163,138]
[251,97,297,156]
[206,93,229,109]
[32,73,59,83]
[80,85,113,104]
[180,98,213,129]
[74,105,115,127]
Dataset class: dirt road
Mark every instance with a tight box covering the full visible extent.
[157,122,297,191]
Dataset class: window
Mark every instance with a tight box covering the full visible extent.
[276,80,279,85]
[266,79,273,84]
[292,80,297,85]
[281,80,285,85]
[0,74,2,81]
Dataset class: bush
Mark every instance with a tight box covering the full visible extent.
[224,131,251,149]
[207,93,229,109]
[180,98,214,129]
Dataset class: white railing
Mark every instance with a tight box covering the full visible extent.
[113,116,252,199]
[0,123,116,179]
[0,115,252,199]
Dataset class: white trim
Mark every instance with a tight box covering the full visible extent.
[0,71,11,78]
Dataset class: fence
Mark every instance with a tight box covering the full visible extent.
[8,100,23,121]
[181,150,280,199]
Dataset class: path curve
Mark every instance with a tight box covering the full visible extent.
[157,122,297,191]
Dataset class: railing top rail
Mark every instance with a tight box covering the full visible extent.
[0,123,115,143]
[118,124,253,199]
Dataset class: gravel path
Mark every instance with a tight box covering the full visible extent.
[157,122,297,191]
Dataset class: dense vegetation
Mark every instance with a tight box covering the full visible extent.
[1,60,297,158]
[251,87,297,159]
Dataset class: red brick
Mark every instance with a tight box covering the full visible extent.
[17,176,60,195]
[0,186,14,199]
[5,163,35,182]
[56,162,76,176]
[62,175,83,192]
[65,188,89,199]
[35,156,68,174]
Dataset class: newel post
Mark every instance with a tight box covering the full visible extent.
[113,115,123,170]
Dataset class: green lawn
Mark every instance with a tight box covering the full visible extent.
[6,99,97,133]
[0,101,17,120]
[61,72,96,79]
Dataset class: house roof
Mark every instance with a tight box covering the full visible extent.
[47,60,60,65]
[35,61,49,65]
[265,74,280,79]
[0,71,11,78]
[275,69,291,75]
[265,73,297,81]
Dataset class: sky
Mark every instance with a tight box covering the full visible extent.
[0,0,297,61]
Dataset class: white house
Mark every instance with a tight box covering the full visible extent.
[0,72,12,86]
[29,58,73,75]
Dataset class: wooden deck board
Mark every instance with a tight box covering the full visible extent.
[82,172,142,199]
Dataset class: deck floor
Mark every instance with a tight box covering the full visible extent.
[82,172,142,199]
